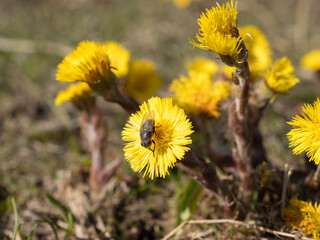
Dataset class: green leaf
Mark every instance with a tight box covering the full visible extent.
[36,217,59,240]
[26,223,38,240]
[11,198,22,240]
[45,193,76,225]
[176,179,203,225]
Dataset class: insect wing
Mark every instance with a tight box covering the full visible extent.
[140,110,155,129]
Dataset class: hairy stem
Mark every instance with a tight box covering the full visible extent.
[78,99,120,191]
[229,60,253,193]
[104,81,140,114]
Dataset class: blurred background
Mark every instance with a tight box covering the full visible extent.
[0,0,319,239]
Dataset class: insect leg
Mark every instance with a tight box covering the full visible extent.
[150,140,156,157]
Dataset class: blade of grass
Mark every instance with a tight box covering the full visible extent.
[45,193,76,225]
[67,211,74,233]
[36,217,59,240]
[176,179,203,225]
[11,197,22,240]
[26,223,38,240]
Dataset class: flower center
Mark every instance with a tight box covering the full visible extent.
[152,119,173,154]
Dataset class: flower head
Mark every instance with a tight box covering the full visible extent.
[55,82,92,106]
[264,57,299,94]
[122,97,193,179]
[56,41,116,95]
[172,0,192,8]
[301,49,320,71]
[191,1,244,63]
[198,0,238,36]
[186,57,218,78]
[239,26,272,81]
[284,197,320,239]
[124,60,163,102]
[103,41,130,78]
[287,98,320,165]
[170,72,232,117]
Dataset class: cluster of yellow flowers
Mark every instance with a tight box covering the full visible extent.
[190,1,299,94]
[284,197,320,239]
[170,57,232,118]
[55,41,162,104]
[54,0,320,190]
[56,41,193,179]
[52,2,320,240]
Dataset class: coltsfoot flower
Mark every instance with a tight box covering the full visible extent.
[103,41,130,78]
[122,97,193,179]
[191,1,246,64]
[239,26,272,81]
[186,57,218,78]
[172,0,192,8]
[264,57,299,94]
[55,82,92,106]
[124,60,163,102]
[287,98,320,165]
[170,72,232,117]
[284,197,320,239]
[56,41,116,96]
[301,49,320,71]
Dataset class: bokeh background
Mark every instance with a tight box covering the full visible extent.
[1,0,320,239]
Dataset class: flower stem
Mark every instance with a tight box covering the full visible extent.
[78,99,121,191]
[229,60,254,193]
[104,82,140,114]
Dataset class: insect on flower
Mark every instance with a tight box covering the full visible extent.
[122,97,193,179]
[140,111,156,152]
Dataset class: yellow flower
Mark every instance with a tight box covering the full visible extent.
[186,57,218,78]
[172,0,192,8]
[284,197,320,239]
[124,60,163,102]
[56,41,116,95]
[199,1,238,36]
[170,72,232,117]
[103,41,130,78]
[192,32,242,60]
[122,97,193,179]
[301,49,320,71]
[239,26,272,81]
[191,1,243,61]
[55,82,92,106]
[222,65,235,79]
[287,98,320,165]
[264,57,299,94]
